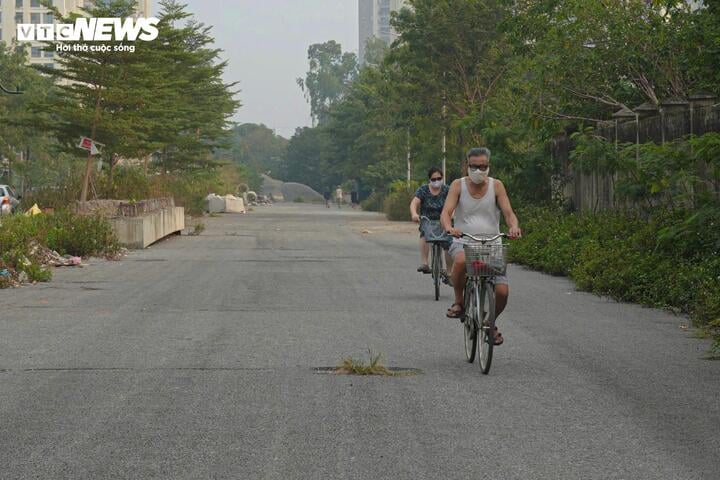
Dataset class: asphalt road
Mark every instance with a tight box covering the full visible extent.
[1,203,718,479]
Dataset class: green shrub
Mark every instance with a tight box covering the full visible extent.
[44,211,119,257]
[0,211,119,287]
[509,205,720,349]
[23,164,254,217]
[360,191,386,212]
[293,197,305,203]
[383,180,419,221]
[97,167,152,200]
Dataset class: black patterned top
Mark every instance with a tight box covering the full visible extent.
[414,184,449,220]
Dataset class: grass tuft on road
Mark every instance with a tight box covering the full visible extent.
[337,351,393,376]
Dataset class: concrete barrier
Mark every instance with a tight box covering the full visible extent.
[110,206,185,249]
[205,194,246,213]
[223,195,246,213]
[205,194,225,214]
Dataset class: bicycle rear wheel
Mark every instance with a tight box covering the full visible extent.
[478,282,495,374]
[432,243,441,301]
[463,281,478,363]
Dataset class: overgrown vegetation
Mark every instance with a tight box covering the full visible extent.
[23,164,250,216]
[0,212,119,287]
[383,180,419,221]
[509,206,720,356]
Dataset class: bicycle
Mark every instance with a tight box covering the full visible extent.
[420,216,451,301]
[460,232,508,374]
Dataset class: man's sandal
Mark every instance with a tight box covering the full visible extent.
[446,303,464,319]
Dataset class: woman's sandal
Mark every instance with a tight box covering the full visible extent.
[446,303,465,319]
[491,327,504,346]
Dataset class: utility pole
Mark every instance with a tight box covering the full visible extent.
[1,82,23,187]
[406,127,412,187]
[442,90,447,179]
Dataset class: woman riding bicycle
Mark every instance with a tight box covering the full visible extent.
[410,167,452,278]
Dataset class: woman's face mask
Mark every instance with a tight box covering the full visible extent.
[429,178,443,189]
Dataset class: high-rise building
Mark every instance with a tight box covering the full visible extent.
[358,0,407,65]
[0,0,151,68]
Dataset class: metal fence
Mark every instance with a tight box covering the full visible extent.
[553,99,720,212]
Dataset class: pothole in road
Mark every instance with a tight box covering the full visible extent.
[313,366,422,376]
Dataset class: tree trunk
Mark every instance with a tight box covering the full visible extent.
[80,84,104,202]
[108,154,116,197]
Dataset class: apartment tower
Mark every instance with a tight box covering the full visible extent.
[358,0,407,65]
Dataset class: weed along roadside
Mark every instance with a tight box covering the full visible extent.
[0,198,185,289]
[0,209,121,288]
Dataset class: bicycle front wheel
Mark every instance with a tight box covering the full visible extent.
[478,282,495,374]
[463,281,478,363]
[432,243,441,301]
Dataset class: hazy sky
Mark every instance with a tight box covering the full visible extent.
[151,0,359,138]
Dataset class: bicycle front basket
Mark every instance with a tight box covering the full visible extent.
[463,242,507,277]
[421,219,451,243]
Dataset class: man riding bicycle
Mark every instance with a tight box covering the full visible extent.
[410,167,453,279]
[440,148,522,345]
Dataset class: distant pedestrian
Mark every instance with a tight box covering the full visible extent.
[351,190,359,209]
[335,186,343,208]
[323,189,331,208]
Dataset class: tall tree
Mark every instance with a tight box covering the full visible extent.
[37,0,239,200]
[390,0,512,146]
[220,123,288,176]
[0,40,59,189]
[506,0,715,122]
[297,41,357,125]
[280,127,334,191]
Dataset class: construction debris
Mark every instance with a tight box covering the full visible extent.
[25,204,42,216]
[28,241,83,267]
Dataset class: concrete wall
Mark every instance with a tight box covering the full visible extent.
[110,206,185,249]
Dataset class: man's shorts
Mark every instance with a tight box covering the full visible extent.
[449,241,509,285]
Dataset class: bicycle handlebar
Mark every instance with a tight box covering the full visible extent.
[460,232,508,243]
[421,216,510,242]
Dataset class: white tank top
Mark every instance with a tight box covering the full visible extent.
[453,177,500,244]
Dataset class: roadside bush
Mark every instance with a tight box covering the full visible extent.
[383,180,419,221]
[44,211,119,257]
[97,167,152,200]
[22,175,84,211]
[360,191,386,212]
[0,211,119,287]
[510,205,720,353]
[22,163,253,217]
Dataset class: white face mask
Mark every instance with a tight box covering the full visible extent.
[429,180,443,189]
[468,166,489,184]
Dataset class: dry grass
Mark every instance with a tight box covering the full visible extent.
[188,222,205,236]
[334,350,418,376]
